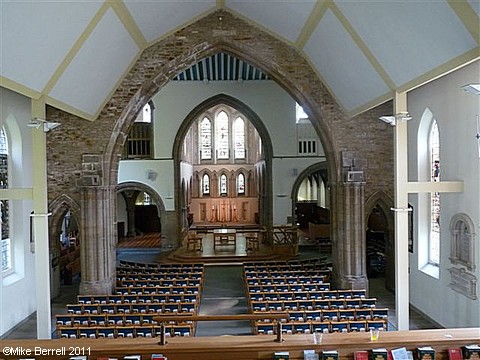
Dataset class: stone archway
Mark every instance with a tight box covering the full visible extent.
[365,190,395,291]
[116,181,168,248]
[172,94,275,242]
[54,9,390,293]
[102,10,338,189]
[49,194,81,298]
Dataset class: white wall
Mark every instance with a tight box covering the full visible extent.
[273,157,325,224]
[0,87,37,336]
[407,60,480,328]
[120,80,326,223]
[118,159,174,211]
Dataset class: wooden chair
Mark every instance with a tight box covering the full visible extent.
[186,232,203,251]
[246,235,260,251]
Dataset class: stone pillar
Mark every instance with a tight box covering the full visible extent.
[122,190,139,237]
[78,154,117,295]
[161,210,180,250]
[331,181,368,290]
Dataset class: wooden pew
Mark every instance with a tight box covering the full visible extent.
[1,328,478,360]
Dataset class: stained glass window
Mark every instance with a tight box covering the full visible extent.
[216,111,229,159]
[234,117,245,159]
[220,174,228,195]
[0,128,10,272]
[237,173,245,194]
[430,120,440,265]
[200,117,212,160]
[203,174,210,195]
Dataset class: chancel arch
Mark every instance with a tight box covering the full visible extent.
[73,11,372,293]
[174,95,273,235]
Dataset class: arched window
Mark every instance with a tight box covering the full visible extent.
[0,127,10,272]
[220,174,228,195]
[135,192,151,205]
[237,173,245,195]
[234,117,245,159]
[202,174,210,195]
[216,111,229,159]
[135,103,152,123]
[200,117,212,160]
[430,119,440,265]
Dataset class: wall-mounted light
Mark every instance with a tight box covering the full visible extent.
[27,118,61,133]
[379,112,412,126]
[145,169,158,181]
[461,83,480,95]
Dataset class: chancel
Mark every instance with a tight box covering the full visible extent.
[0,1,479,359]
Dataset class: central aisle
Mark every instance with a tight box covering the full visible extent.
[195,264,252,336]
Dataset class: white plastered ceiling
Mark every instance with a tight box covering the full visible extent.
[1,0,478,120]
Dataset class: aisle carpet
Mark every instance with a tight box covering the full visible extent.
[195,265,252,336]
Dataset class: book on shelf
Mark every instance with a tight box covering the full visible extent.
[322,350,338,360]
[463,345,480,360]
[151,355,168,360]
[391,347,413,360]
[371,348,388,360]
[354,351,368,360]
[304,350,319,360]
[417,347,435,360]
[124,356,141,360]
[274,351,290,360]
[447,348,463,360]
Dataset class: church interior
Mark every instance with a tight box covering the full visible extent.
[1,1,479,358]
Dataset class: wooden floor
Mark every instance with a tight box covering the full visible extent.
[117,233,161,248]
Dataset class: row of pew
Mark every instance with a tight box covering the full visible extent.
[243,259,389,335]
[58,324,191,339]
[255,319,387,335]
[56,261,204,339]
[250,297,379,311]
[246,275,328,286]
[77,293,197,304]
[56,313,193,327]
[249,289,367,300]
[248,283,330,293]
[66,302,196,315]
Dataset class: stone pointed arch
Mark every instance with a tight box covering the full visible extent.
[365,190,393,224]
[49,194,81,246]
[116,181,167,245]
[116,181,166,216]
[102,10,339,188]
[365,190,395,289]
[172,94,274,235]
[291,161,329,225]
[48,193,82,298]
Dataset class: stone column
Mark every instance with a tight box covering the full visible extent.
[78,154,117,294]
[161,210,180,250]
[79,185,117,294]
[122,190,139,237]
[331,181,368,290]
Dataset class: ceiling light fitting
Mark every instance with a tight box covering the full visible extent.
[27,118,61,133]
[379,112,412,126]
